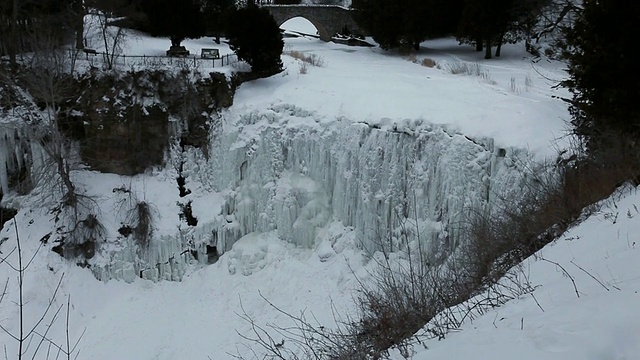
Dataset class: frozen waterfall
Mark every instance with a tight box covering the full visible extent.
[95,104,530,281]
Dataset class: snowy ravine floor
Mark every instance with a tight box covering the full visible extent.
[4,18,636,360]
[2,186,639,359]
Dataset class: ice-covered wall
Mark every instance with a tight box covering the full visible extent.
[0,124,46,198]
[210,104,528,254]
[104,103,531,282]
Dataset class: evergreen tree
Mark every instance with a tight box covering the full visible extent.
[141,0,205,48]
[226,5,283,75]
[200,0,235,44]
[0,0,77,65]
[353,0,462,51]
[353,0,407,50]
[456,0,547,58]
[562,0,640,149]
[458,0,516,59]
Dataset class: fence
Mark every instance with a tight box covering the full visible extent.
[74,50,239,69]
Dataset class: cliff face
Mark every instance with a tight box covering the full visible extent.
[0,69,235,191]
[2,68,532,283]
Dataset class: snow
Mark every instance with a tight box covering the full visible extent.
[2,16,635,360]
[399,186,640,360]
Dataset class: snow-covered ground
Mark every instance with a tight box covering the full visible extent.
[2,18,637,360]
[406,186,640,360]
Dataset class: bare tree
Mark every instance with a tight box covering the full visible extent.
[91,7,127,70]
[4,20,106,255]
[69,0,86,50]
[0,220,82,360]
[19,26,79,207]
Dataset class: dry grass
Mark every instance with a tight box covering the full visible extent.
[285,50,326,68]
[406,55,437,68]
[298,61,308,74]
[445,61,496,84]
[463,140,640,286]
[421,57,437,68]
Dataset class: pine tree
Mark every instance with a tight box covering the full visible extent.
[457,0,528,58]
[353,0,406,50]
[226,5,283,75]
[201,0,235,44]
[0,0,76,65]
[562,0,640,149]
[141,0,205,48]
[353,0,461,51]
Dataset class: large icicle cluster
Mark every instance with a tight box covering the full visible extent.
[204,105,528,257]
[0,122,46,199]
[0,81,48,200]
[95,104,531,281]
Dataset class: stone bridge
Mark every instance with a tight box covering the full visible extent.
[261,5,365,42]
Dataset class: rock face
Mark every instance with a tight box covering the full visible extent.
[0,68,236,278]
[65,70,235,175]
[1,69,236,181]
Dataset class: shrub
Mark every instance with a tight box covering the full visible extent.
[132,201,153,248]
[421,58,436,68]
[462,141,640,287]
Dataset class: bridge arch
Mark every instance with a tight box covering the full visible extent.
[278,15,331,41]
[262,5,364,42]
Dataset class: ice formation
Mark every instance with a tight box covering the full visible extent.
[90,103,531,281]
[0,124,45,197]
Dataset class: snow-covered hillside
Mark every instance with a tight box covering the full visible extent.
[403,185,640,360]
[3,18,635,360]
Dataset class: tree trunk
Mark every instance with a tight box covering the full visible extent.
[494,32,505,57]
[170,36,183,47]
[413,41,420,51]
[9,0,18,67]
[73,0,85,49]
[484,38,492,59]
[475,35,483,52]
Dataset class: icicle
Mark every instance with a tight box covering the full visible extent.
[88,105,534,281]
[0,128,11,195]
[13,129,24,172]
[0,150,8,195]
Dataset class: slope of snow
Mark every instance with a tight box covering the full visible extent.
[400,186,640,360]
[2,186,638,360]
